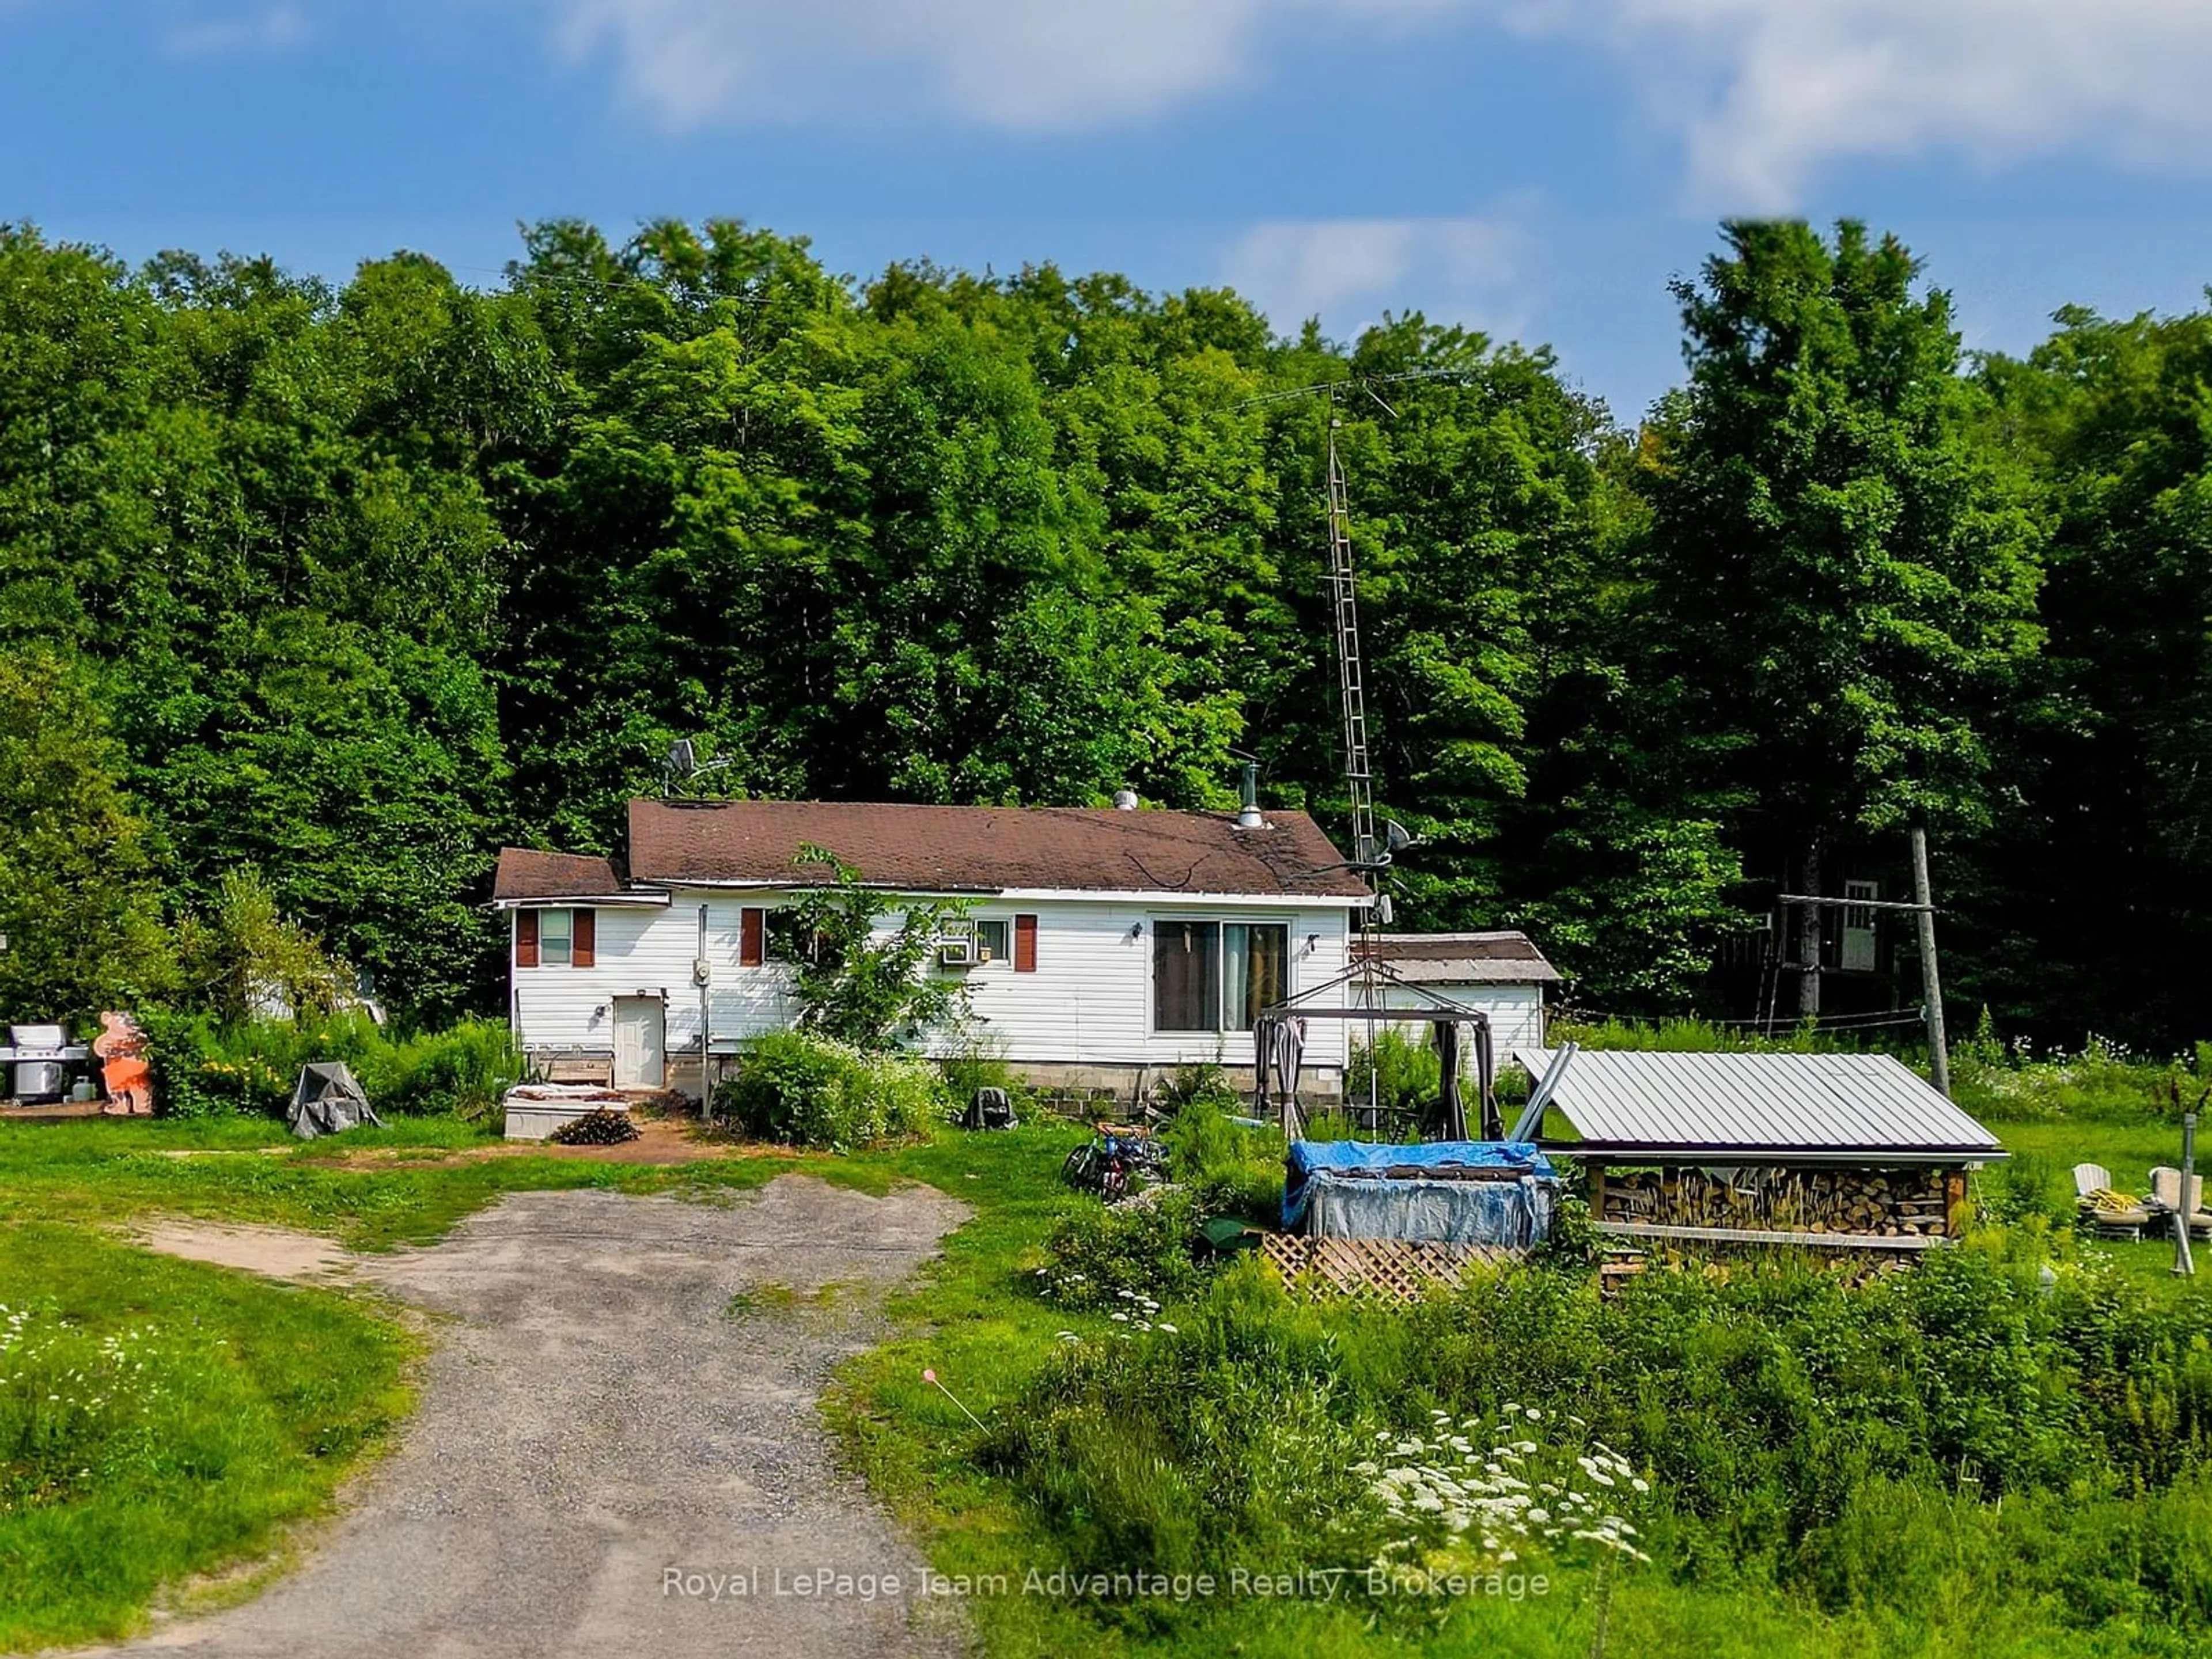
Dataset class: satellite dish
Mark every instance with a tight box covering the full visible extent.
[1384,819,1416,854]
[668,738,697,778]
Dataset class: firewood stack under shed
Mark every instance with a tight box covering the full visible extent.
[1597,1165,1969,1239]
[1512,1047,2005,1254]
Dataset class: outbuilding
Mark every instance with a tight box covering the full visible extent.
[1512,1048,2006,1249]
[1353,932,1558,1048]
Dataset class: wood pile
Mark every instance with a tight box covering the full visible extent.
[548,1107,640,1146]
[1600,1166,1958,1238]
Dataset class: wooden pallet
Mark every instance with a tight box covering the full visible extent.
[1260,1234,1521,1303]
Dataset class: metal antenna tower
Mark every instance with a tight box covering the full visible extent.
[1235,369,1465,1132]
[1324,414,1378,875]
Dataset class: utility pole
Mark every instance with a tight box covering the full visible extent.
[2177,1113,2198,1279]
[1909,827,1950,1098]
[1797,840,1822,1019]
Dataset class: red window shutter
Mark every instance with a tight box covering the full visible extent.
[740,907,765,968]
[1014,914,1039,973]
[515,909,539,968]
[571,908,596,968]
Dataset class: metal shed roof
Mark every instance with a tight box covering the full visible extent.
[1510,1049,2005,1163]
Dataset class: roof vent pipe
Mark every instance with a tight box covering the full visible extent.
[1112,788,1139,810]
[1236,760,1264,830]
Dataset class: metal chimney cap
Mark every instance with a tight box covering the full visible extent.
[1235,759,1266,830]
[1112,789,1139,810]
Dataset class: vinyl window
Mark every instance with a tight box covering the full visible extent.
[976,919,1010,964]
[1153,920,1287,1032]
[539,908,573,966]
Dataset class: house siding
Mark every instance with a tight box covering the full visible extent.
[1362,982,1547,1051]
[510,890,1355,1078]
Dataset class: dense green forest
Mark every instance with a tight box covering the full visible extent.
[1,215,2206,1044]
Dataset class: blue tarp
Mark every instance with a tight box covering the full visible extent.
[1283,1141,1558,1247]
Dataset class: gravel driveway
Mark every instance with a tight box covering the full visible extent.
[101,1178,974,1658]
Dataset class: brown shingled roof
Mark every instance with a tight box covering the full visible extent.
[492,847,624,902]
[626,799,1372,900]
[1354,931,1562,983]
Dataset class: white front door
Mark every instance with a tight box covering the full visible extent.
[612,997,665,1089]
[1841,881,1878,972]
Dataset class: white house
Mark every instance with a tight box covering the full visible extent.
[491,798,1376,1103]
[1350,931,1560,1050]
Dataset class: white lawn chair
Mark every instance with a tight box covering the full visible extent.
[2148,1168,2212,1240]
[2074,1161,2151,1239]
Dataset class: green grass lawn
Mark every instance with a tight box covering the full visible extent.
[0,1224,414,1650]
[1982,1118,2211,1298]
[0,1107,843,1650]
[0,1112,808,1249]
[6,1092,2209,1658]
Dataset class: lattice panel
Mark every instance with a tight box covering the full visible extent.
[1260,1234,1521,1303]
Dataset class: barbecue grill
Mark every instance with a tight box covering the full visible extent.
[4,1024,92,1102]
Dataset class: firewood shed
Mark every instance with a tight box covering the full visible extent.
[1510,1049,2008,1252]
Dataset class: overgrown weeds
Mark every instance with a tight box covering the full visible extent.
[983,1241,2212,1648]
[714,1029,942,1149]
[139,1013,521,1122]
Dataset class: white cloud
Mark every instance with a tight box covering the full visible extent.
[165,3,307,55]
[546,0,2212,206]
[549,0,1461,132]
[1502,0,2212,208]
[1219,215,1528,340]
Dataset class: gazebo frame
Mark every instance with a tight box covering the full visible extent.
[1253,958,1499,1142]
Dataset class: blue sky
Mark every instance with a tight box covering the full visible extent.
[9,0,2212,419]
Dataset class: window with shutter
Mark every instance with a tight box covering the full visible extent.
[515,908,540,968]
[740,907,765,967]
[572,908,596,968]
[1014,914,1039,973]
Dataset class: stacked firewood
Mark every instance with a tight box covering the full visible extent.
[1600,1166,1955,1237]
[548,1108,640,1146]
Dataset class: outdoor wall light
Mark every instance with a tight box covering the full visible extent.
[1128,922,1143,940]
[1305,932,1320,955]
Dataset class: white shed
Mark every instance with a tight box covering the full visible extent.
[1351,931,1559,1050]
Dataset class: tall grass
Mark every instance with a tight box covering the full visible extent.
[1551,1014,1918,1055]
[141,1014,522,1122]
[981,1241,2212,1652]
